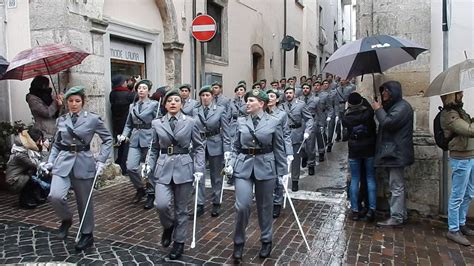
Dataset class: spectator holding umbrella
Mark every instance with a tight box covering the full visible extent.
[26,76,64,140]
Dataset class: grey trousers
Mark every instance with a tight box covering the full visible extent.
[273,175,284,205]
[234,176,275,245]
[303,130,316,167]
[127,147,154,190]
[49,174,94,234]
[155,181,193,243]
[291,143,302,181]
[198,154,224,205]
[314,126,327,153]
[388,167,407,221]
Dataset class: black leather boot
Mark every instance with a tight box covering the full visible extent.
[308,166,315,175]
[259,242,272,258]
[143,194,155,210]
[318,153,325,162]
[161,226,174,247]
[233,243,244,262]
[58,219,72,240]
[169,242,184,260]
[75,234,94,251]
[273,205,281,218]
[196,204,205,217]
[292,181,299,192]
[132,188,146,204]
[211,204,221,217]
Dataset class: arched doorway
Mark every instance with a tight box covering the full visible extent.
[251,44,265,83]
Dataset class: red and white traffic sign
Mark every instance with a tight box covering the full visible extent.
[191,15,217,42]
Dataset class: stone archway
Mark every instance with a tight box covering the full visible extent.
[251,44,265,83]
[155,0,184,87]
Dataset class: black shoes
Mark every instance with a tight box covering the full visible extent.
[301,158,307,168]
[259,242,272,258]
[326,145,332,153]
[318,153,325,162]
[133,188,146,204]
[75,234,94,251]
[144,195,155,210]
[233,243,244,262]
[211,204,221,217]
[161,226,174,248]
[273,205,281,218]
[196,204,205,217]
[351,211,360,221]
[308,166,315,176]
[169,242,184,260]
[292,181,299,192]
[365,209,375,222]
[58,219,72,240]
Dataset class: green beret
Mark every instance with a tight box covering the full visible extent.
[301,83,311,88]
[238,80,247,86]
[280,77,286,81]
[163,89,180,103]
[260,79,267,83]
[244,89,269,103]
[135,79,153,91]
[199,85,213,95]
[234,83,246,92]
[252,82,261,89]
[179,84,191,90]
[284,86,295,93]
[287,77,295,81]
[270,80,279,85]
[266,89,281,98]
[64,86,85,99]
[211,81,222,87]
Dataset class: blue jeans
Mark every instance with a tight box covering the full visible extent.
[448,158,474,232]
[349,157,376,211]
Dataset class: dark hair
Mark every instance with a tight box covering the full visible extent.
[29,76,53,106]
[28,128,44,142]
[30,76,50,91]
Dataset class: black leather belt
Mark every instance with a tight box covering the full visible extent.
[239,147,273,155]
[133,123,152,129]
[161,146,189,155]
[339,101,346,104]
[289,124,302,129]
[57,143,90,153]
[200,130,220,138]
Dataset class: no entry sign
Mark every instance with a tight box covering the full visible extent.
[192,15,217,42]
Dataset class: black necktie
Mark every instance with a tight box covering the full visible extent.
[288,103,292,110]
[71,113,78,125]
[138,101,143,112]
[169,116,177,131]
[204,107,209,118]
[304,96,308,104]
[252,116,259,128]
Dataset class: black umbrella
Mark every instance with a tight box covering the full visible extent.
[323,35,427,99]
[0,55,9,76]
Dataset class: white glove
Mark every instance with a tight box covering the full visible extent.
[141,164,151,178]
[117,134,127,143]
[39,162,53,174]
[326,117,331,122]
[224,151,232,160]
[194,172,204,183]
[335,116,339,121]
[287,155,294,165]
[282,174,290,185]
[224,165,233,175]
[96,161,105,176]
[303,132,310,140]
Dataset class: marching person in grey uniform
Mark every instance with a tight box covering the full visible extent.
[193,85,231,217]
[224,89,287,262]
[298,83,318,175]
[333,79,356,141]
[117,80,159,209]
[281,87,313,191]
[145,89,205,260]
[43,86,112,251]
[266,89,293,218]
[320,79,337,153]
[211,81,231,111]
[228,83,247,185]
[179,84,198,116]
[312,81,332,162]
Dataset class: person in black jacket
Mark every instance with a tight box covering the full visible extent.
[342,92,377,222]
[109,74,136,174]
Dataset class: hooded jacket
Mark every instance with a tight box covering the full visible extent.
[374,81,414,167]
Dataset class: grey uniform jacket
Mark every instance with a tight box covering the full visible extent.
[48,111,113,178]
[281,100,314,145]
[148,113,205,184]
[181,98,198,116]
[314,90,335,124]
[193,104,231,156]
[231,112,287,180]
[214,94,231,112]
[269,107,293,156]
[229,97,247,140]
[122,99,159,148]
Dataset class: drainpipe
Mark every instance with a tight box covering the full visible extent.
[191,0,197,99]
[440,0,450,215]
[282,0,287,78]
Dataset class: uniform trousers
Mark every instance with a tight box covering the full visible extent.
[291,143,302,181]
[155,180,193,243]
[198,153,224,205]
[273,175,284,205]
[127,147,156,191]
[303,129,316,167]
[234,174,275,245]
[314,125,327,153]
[49,174,94,234]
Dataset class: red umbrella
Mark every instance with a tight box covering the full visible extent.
[1,43,90,93]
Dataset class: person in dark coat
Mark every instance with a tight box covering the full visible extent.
[109,74,136,174]
[342,92,377,222]
[371,81,414,227]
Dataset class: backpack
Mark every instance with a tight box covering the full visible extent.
[433,106,456,151]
